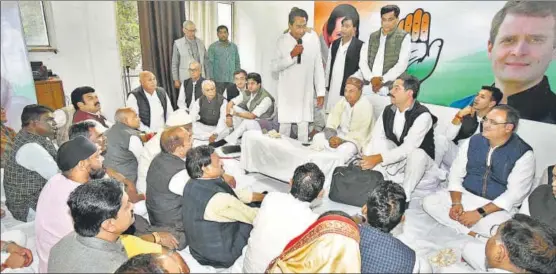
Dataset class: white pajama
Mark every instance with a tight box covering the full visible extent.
[192,122,230,141]
[423,189,512,237]
[364,107,445,201]
[224,106,262,145]
[280,122,309,143]
[311,132,358,163]
[371,139,445,202]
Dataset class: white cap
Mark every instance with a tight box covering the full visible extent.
[166,109,192,127]
[83,119,108,134]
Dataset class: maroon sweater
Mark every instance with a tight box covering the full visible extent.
[73,110,108,127]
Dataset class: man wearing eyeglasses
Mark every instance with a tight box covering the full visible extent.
[424,105,535,240]
[176,61,205,111]
[172,20,210,90]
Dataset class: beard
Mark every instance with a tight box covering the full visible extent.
[89,167,107,180]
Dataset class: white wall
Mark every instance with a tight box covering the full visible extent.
[28,1,124,120]
[365,93,556,180]
[235,1,314,96]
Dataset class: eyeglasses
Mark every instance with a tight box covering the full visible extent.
[482,117,512,126]
[490,224,500,237]
[185,28,196,32]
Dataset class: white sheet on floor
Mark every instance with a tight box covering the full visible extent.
[240,130,345,192]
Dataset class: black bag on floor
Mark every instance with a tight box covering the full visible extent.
[329,162,384,207]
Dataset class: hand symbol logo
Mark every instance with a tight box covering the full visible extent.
[398,8,444,82]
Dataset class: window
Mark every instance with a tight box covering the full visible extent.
[217,2,233,41]
[18,1,54,50]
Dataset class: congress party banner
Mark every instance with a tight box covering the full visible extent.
[314,1,556,121]
[1,1,37,130]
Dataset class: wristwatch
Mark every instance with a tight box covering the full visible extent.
[477,207,487,217]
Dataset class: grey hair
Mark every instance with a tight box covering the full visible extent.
[493,105,520,132]
[183,20,195,29]
[202,79,215,90]
[189,60,201,69]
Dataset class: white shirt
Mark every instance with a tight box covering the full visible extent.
[325,37,352,112]
[272,31,326,123]
[15,142,59,180]
[126,89,172,132]
[243,192,318,273]
[231,90,273,118]
[445,114,482,143]
[136,129,163,194]
[355,33,411,96]
[177,79,202,110]
[128,135,143,161]
[167,169,252,203]
[168,169,190,196]
[189,97,228,136]
[338,98,354,138]
[364,105,433,165]
[223,86,245,101]
[448,137,536,212]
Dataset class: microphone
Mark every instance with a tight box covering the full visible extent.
[297,38,302,64]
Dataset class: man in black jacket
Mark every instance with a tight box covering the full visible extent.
[126,71,173,133]
[360,75,445,202]
[443,86,503,167]
[324,16,364,113]
[177,61,205,111]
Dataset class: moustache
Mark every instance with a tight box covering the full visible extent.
[95,102,101,106]
[387,93,395,97]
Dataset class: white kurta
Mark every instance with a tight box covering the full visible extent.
[189,97,229,141]
[272,31,326,123]
[325,38,352,112]
[243,192,318,273]
[355,33,411,96]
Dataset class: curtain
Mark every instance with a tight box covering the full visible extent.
[137,1,185,110]
[188,1,218,47]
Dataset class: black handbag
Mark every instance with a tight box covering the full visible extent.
[328,162,384,207]
[221,145,241,154]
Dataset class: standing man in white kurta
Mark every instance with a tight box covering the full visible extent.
[272,8,326,144]
[353,5,410,96]
[324,16,364,113]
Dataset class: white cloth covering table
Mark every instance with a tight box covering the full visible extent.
[240,130,345,193]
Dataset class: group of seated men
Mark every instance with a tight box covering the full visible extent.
[1,62,555,273]
[1,0,556,272]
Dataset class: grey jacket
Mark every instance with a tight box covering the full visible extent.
[172,36,210,82]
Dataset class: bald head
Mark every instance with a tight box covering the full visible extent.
[160,126,192,157]
[139,71,157,93]
[114,107,140,129]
